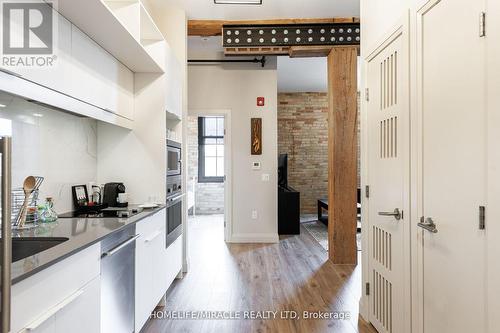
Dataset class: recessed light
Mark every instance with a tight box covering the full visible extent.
[0,103,6,108]
[214,0,262,4]
[33,113,44,118]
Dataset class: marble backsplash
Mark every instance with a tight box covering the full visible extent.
[0,93,97,214]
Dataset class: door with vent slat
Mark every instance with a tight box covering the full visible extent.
[366,18,410,333]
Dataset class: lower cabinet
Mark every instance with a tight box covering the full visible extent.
[15,277,100,333]
[54,277,101,333]
[135,209,174,332]
[12,244,101,333]
[12,209,181,333]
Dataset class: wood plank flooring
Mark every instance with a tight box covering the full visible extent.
[143,215,377,333]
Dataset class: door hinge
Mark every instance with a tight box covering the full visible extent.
[365,185,370,198]
[479,206,486,230]
[365,88,370,102]
[365,282,370,296]
[479,12,486,37]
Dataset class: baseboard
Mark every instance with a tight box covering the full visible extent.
[228,233,279,243]
[359,296,369,322]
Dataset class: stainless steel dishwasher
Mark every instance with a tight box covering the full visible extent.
[101,225,138,333]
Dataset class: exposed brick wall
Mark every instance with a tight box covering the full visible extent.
[278,92,360,214]
[278,93,329,214]
[187,116,224,215]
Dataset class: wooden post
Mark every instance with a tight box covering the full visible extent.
[327,47,358,264]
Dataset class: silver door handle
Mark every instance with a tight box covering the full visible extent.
[378,208,402,220]
[167,193,185,202]
[1,137,12,333]
[102,234,140,258]
[418,217,438,233]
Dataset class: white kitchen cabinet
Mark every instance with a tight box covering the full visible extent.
[14,277,100,333]
[70,24,113,112]
[165,44,183,120]
[1,4,134,122]
[55,277,101,333]
[11,243,101,333]
[71,24,134,119]
[3,7,73,97]
[58,0,164,73]
[135,209,169,332]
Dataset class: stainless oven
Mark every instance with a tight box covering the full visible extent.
[166,191,183,247]
[167,140,181,177]
[166,140,183,247]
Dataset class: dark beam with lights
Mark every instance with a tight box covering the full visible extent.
[222,23,359,47]
[222,22,360,56]
[187,18,359,37]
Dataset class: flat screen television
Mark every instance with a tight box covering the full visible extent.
[278,154,288,187]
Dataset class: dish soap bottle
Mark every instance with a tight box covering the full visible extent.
[40,197,58,223]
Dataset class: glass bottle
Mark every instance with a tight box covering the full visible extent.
[40,197,58,223]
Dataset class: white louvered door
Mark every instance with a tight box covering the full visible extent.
[366,17,410,333]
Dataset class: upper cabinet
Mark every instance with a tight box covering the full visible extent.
[71,25,134,119]
[9,10,74,97]
[0,0,170,128]
[165,44,183,120]
[58,0,165,73]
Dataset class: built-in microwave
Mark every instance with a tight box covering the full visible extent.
[167,140,181,176]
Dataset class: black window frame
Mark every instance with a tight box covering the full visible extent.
[198,117,225,183]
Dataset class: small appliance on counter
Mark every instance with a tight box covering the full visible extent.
[103,182,128,208]
[61,182,138,219]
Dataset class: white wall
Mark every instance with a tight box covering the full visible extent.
[0,94,97,213]
[97,72,167,204]
[277,57,327,93]
[188,61,279,242]
[97,4,188,207]
[360,0,412,56]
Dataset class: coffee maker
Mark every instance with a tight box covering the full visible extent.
[102,182,128,207]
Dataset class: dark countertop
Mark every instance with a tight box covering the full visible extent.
[10,205,166,285]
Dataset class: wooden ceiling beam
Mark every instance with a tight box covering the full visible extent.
[188,17,360,36]
[289,45,360,58]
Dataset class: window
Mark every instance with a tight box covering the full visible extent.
[198,117,224,183]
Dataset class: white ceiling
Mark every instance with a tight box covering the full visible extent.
[158,0,359,20]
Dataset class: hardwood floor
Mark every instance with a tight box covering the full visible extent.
[143,215,377,333]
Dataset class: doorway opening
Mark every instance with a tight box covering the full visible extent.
[187,111,232,242]
[276,56,362,254]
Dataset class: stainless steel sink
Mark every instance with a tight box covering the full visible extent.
[5,237,69,263]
